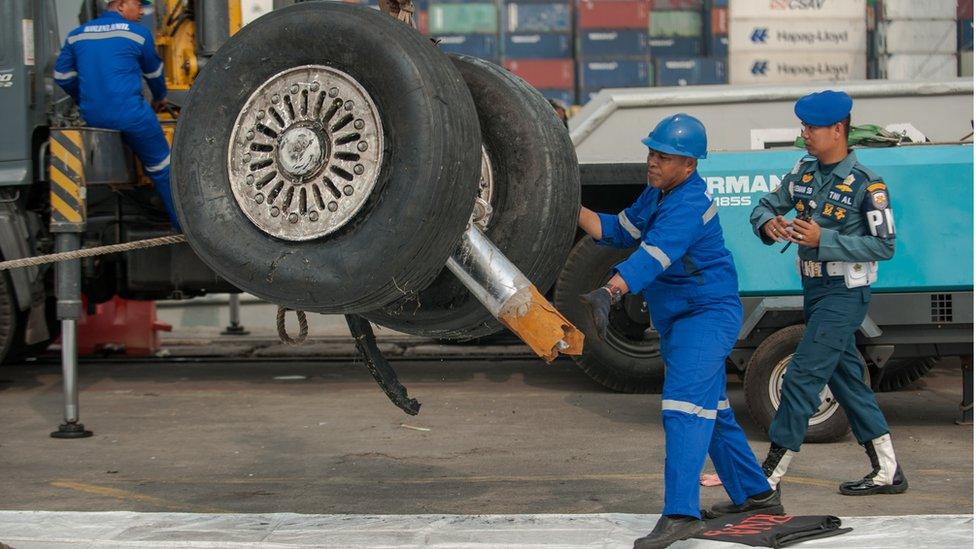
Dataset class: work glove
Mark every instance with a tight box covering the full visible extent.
[580,287,612,341]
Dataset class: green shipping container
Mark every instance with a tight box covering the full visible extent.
[648,10,702,38]
[429,3,499,34]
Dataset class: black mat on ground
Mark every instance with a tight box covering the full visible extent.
[693,512,852,547]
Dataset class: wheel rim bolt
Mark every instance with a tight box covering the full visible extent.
[271,206,280,217]
[289,213,299,224]
[343,185,354,196]
[328,201,338,212]
[353,164,364,175]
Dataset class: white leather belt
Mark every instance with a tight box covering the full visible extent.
[800,260,845,278]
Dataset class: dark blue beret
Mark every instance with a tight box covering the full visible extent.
[794,90,853,126]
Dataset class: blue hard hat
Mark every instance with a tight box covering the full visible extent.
[794,90,852,126]
[641,113,708,159]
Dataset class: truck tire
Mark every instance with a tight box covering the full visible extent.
[875,357,937,392]
[554,238,664,393]
[364,55,579,338]
[172,3,481,314]
[0,273,17,365]
[743,324,858,444]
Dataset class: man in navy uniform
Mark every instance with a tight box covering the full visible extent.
[579,114,781,549]
[750,90,907,496]
[54,0,180,229]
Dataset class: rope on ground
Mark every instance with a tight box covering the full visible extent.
[276,306,308,345]
[0,234,188,272]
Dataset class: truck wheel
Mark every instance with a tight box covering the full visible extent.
[744,324,856,444]
[875,357,937,392]
[172,3,481,314]
[554,238,664,393]
[364,55,579,338]
[0,273,17,364]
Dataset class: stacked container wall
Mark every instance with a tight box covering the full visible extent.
[502,0,576,103]
[577,0,654,100]
[728,0,867,83]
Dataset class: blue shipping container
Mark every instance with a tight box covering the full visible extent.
[709,35,728,57]
[960,19,974,51]
[580,58,652,88]
[540,88,576,105]
[654,56,726,86]
[504,33,573,58]
[647,37,702,56]
[433,34,499,60]
[505,2,571,33]
[578,30,648,57]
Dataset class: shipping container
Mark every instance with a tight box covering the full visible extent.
[578,29,649,57]
[648,36,703,56]
[539,88,577,105]
[728,18,867,51]
[432,34,500,59]
[650,0,704,8]
[654,56,727,85]
[504,58,576,87]
[578,0,650,30]
[961,50,974,76]
[728,51,867,83]
[648,10,703,37]
[579,58,654,88]
[505,1,572,33]
[429,3,499,34]
[729,0,866,20]
[878,53,958,79]
[876,0,956,20]
[504,32,573,58]
[709,6,728,35]
[960,0,974,20]
[710,34,729,56]
[960,18,974,51]
[876,20,957,54]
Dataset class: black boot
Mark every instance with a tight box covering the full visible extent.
[706,488,784,518]
[761,444,795,490]
[633,515,705,549]
[839,434,909,496]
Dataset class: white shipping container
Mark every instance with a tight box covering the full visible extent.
[878,53,958,80]
[729,18,866,51]
[876,0,956,20]
[961,51,974,77]
[729,0,865,20]
[876,20,957,54]
[728,51,867,83]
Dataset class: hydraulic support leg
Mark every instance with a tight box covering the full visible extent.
[221,293,249,335]
[957,355,973,426]
[48,129,92,439]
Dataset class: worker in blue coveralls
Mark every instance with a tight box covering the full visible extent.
[750,91,907,496]
[54,0,181,230]
[578,114,782,549]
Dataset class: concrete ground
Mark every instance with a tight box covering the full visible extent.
[0,348,970,519]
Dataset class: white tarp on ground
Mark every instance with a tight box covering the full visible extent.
[0,512,971,549]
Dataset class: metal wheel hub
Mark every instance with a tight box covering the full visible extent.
[769,355,838,426]
[228,65,384,241]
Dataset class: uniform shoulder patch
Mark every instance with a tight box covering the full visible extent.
[870,189,889,209]
[867,181,887,192]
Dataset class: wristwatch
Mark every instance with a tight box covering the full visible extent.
[603,284,622,305]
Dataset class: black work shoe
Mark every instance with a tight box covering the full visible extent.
[839,464,909,496]
[706,488,785,518]
[633,515,706,549]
